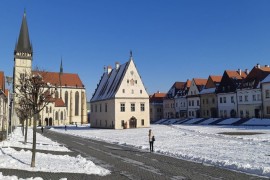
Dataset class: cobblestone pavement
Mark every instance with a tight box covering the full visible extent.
[0,129,267,180]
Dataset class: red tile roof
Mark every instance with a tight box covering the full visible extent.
[210,75,222,83]
[193,78,207,86]
[54,98,66,107]
[33,71,84,88]
[226,70,247,79]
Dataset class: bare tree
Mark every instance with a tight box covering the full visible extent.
[15,97,33,144]
[16,69,56,167]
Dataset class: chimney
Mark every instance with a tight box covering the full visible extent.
[103,66,106,73]
[107,66,112,74]
[157,90,160,93]
[245,69,249,75]
[256,63,260,68]
[115,62,120,70]
[265,65,270,68]
[238,68,241,75]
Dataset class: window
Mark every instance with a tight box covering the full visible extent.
[245,95,248,102]
[231,96,234,103]
[131,103,135,111]
[140,103,145,111]
[120,103,125,112]
[267,106,270,114]
[140,90,142,94]
[206,110,209,116]
[46,107,48,113]
[75,91,79,116]
[55,111,59,120]
[206,99,208,104]
[189,101,191,106]
[212,98,215,104]
[121,120,125,127]
[61,111,63,120]
[100,104,102,112]
[246,110,249,117]
[122,89,125,93]
[202,99,205,104]
[105,103,107,112]
[220,97,222,103]
[141,119,144,126]
[266,90,270,98]
[95,105,97,112]
[240,110,243,117]
[223,97,226,103]
[50,107,52,113]
[192,100,194,106]
[55,91,59,99]
[239,96,242,102]
[65,91,68,108]
[197,100,199,106]
[253,95,256,101]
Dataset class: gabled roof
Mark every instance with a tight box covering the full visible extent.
[241,65,270,88]
[33,71,84,88]
[15,11,32,54]
[210,75,222,83]
[226,70,247,79]
[54,98,66,107]
[91,60,130,101]
[150,92,166,103]
[175,79,191,97]
[193,78,207,91]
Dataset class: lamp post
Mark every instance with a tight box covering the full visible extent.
[6,76,13,135]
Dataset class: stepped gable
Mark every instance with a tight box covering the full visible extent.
[32,71,84,88]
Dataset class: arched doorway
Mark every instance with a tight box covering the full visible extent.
[45,118,49,126]
[129,116,137,128]
[49,118,53,126]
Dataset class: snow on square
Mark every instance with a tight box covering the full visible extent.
[52,123,270,178]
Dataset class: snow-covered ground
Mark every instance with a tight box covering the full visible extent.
[51,124,270,178]
[0,128,110,180]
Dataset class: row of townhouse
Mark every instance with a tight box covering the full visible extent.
[150,64,270,122]
[0,71,10,139]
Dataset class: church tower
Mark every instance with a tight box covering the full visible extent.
[13,11,33,95]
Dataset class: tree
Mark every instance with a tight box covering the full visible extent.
[15,69,56,167]
[15,97,33,144]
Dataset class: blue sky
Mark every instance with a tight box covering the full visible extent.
[1,1,270,100]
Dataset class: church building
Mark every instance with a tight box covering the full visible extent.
[13,12,87,126]
[90,53,149,129]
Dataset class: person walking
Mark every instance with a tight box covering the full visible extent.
[65,125,67,131]
[41,126,44,133]
[148,129,154,152]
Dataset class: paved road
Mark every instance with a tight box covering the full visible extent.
[0,130,267,180]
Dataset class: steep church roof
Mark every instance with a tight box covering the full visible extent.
[32,71,84,88]
[15,11,32,54]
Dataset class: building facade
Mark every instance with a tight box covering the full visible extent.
[13,12,87,126]
[149,92,166,122]
[90,55,149,129]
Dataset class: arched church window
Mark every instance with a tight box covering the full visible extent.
[75,91,79,116]
[61,111,63,120]
[55,111,59,120]
[55,91,59,99]
[65,91,68,108]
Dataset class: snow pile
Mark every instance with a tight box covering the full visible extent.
[52,124,270,178]
[0,128,110,178]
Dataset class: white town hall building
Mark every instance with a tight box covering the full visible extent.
[90,54,149,129]
[13,12,87,126]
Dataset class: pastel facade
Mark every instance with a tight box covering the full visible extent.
[187,78,207,118]
[90,56,149,129]
[200,76,221,118]
[150,92,166,122]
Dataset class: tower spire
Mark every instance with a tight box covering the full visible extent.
[15,10,32,55]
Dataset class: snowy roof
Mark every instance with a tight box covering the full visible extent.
[91,60,130,101]
[199,87,216,94]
